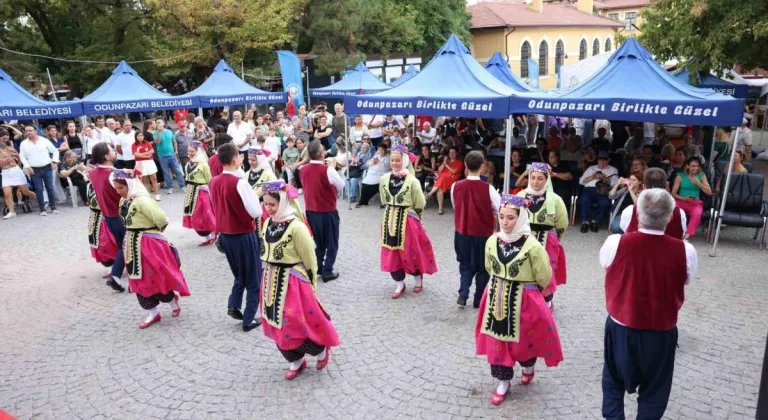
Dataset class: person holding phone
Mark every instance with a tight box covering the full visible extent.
[579,151,618,233]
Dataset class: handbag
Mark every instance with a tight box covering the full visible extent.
[348,165,363,178]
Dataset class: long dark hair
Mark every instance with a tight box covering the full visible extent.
[91,142,111,165]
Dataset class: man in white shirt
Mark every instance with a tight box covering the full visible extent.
[643,122,656,145]
[364,114,384,148]
[735,118,753,160]
[579,151,618,233]
[19,125,60,215]
[420,122,437,145]
[227,111,253,167]
[619,168,687,236]
[114,119,136,170]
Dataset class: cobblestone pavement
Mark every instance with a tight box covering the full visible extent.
[0,192,765,420]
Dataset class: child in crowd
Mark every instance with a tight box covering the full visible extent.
[281,137,300,185]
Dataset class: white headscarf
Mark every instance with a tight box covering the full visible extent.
[249,146,271,172]
[190,143,207,163]
[263,181,301,223]
[524,163,556,216]
[496,202,531,242]
[109,170,149,198]
[390,145,411,177]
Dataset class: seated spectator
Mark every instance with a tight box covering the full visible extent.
[58,150,88,204]
[630,157,648,181]
[608,174,642,233]
[667,147,687,182]
[546,126,564,152]
[508,148,526,191]
[653,127,670,150]
[591,127,611,152]
[356,143,390,208]
[579,151,618,233]
[561,135,583,162]
[547,150,574,201]
[415,144,436,192]
[715,149,748,194]
[479,148,496,185]
[641,145,663,168]
[624,128,645,157]
[581,145,598,172]
[671,156,712,239]
[426,147,464,215]
[408,136,422,155]
[527,138,547,163]
[659,144,675,167]
[511,126,527,148]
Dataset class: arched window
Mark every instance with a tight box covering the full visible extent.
[579,39,587,60]
[521,41,531,78]
[538,40,549,76]
[592,39,600,56]
[555,40,564,73]
[605,38,612,52]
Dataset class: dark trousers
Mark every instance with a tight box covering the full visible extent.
[294,167,303,189]
[240,151,251,172]
[279,339,325,362]
[455,232,491,307]
[306,210,340,277]
[136,291,175,310]
[602,316,678,420]
[103,216,126,278]
[219,232,262,326]
[358,183,379,205]
[581,187,612,224]
[370,136,384,149]
[29,166,56,211]
[490,358,536,380]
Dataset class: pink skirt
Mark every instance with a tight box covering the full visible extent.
[182,189,216,235]
[261,274,340,351]
[126,233,191,299]
[475,288,564,368]
[381,214,438,275]
[546,231,567,287]
[90,214,118,267]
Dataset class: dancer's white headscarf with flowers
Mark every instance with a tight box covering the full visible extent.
[189,140,207,163]
[497,194,531,242]
[524,162,556,216]
[110,169,149,198]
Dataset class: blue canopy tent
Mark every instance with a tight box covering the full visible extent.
[179,60,287,107]
[389,64,419,87]
[515,38,744,126]
[483,52,534,92]
[0,68,83,119]
[82,61,198,114]
[309,62,391,97]
[673,69,748,98]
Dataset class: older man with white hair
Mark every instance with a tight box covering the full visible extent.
[599,188,698,420]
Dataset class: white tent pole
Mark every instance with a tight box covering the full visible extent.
[345,114,351,210]
[709,126,718,180]
[46,68,58,101]
[502,116,513,194]
[761,95,768,145]
[709,130,741,257]
[305,69,311,108]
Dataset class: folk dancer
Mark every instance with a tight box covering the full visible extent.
[620,167,687,238]
[89,143,127,292]
[451,150,500,308]
[111,169,191,329]
[600,189,697,419]
[259,180,339,380]
[299,141,344,282]
[475,194,563,405]
[209,143,264,332]
[182,141,217,246]
[245,145,278,244]
[517,162,568,311]
[380,144,438,299]
[86,181,118,269]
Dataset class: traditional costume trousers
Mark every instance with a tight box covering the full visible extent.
[454,232,490,307]
[602,316,678,420]
[103,216,126,278]
[219,232,261,326]
[137,291,176,310]
[390,269,421,281]
[490,358,537,380]
[278,339,326,363]
[306,210,339,277]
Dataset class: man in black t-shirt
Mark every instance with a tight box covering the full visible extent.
[610,121,633,152]
[548,150,574,200]
[592,127,612,153]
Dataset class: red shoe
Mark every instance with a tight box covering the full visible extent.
[413,278,423,293]
[549,302,555,314]
[139,313,161,329]
[285,360,307,380]
[171,297,181,317]
[102,272,111,279]
[317,349,332,371]
[521,371,535,385]
[198,238,212,246]
[391,286,406,299]
[490,390,508,406]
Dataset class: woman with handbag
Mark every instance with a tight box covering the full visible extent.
[578,151,619,233]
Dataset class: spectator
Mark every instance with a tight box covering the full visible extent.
[114,120,136,170]
[81,125,99,163]
[281,135,300,185]
[390,127,403,146]
[671,156,712,239]
[58,150,88,204]
[624,128,645,157]
[548,150,574,201]
[132,131,160,200]
[530,138,548,163]
[641,145,662,168]
[175,123,192,166]
[735,118,752,160]
[608,174,642,233]
[579,151,618,233]
[581,145,598,171]
[561,135,583,163]
[47,125,69,155]
[313,115,334,150]
[154,119,185,195]
[511,126,527,148]
[92,116,116,149]
[264,126,282,163]
[610,121,632,153]
[420,121,437,146]
[629,157,649,181]
[426,147,464,215]
[415,144,436,193]
[382,115,402,139]
[193,116,214,150]
[186,113,196,132]
[364,114,384,148]
[290,138,310,192]
[296,104,313,143]
[659,144,675,166]
[350,115,369,147]
[19,125,60,215]
[279,114,295,138]
[591,127,611,152]
[0,133,35,218]
[546,126,564,152]
[547,116,566,136]
[654,128,670,150]
[714,149,748,194]
[174,108,189,129]
[594,119,612,143]
[355,143,390,208]
[479,148,495,185]
[508,148,526,192]
[643,122,656,145]
[409,136,422,155]
[63,121,83,158]
[213,125,233,150]
[332,104,348,139]
[227,110,253,163]
[667,148,687,183]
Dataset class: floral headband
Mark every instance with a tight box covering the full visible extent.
[261,180,298,199]
[248,147,264,156]
[391,144,408,154]
[529,162,550,174]
[500,194,529,209]
[113,169,138,180]
[189,140,202,148]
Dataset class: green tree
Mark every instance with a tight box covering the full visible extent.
[639,0,768,80]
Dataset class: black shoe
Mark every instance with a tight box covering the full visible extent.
[589,220,599,233]
[227,308,244,320]
[243,319,261,332]
[105,278,125,292]
[472,300,481,309]
[379,204,385,209]
[580,223,589,233]
[457,297,467,308]
[322,272,339,282]
[355,203,366,208]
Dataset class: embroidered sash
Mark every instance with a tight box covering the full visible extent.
[88,209,102,249]
[183,184,200,217]
[124,229,162,280]
[381,206,409,250]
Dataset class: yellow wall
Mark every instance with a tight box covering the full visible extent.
[598,7,644,35]
[470,26,619,89]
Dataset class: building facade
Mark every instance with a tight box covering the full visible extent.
[469,0,623,89]
[594,0,650,35]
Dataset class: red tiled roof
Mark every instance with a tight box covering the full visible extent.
[469,1,625,29]
[594,0,649,10]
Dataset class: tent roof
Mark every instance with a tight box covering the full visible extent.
[517,38,745,126]
[389,65,419,87]
[0,69,83,119]
[310,62,391,97]
[483,52,534,92]
[344,34,526,118]
[82,61,197,114]
[179,60,287,107]
[672,69,748,98]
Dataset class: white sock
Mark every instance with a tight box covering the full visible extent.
[168,297,179,311]
[394,280,405,293]
[144,307,159,323]
[208,233,216,240]
[111,275,125,287]
[412,275,423,287]
[317,348,327,361]
[496,380,510,394]
[522,366,535,375]
[289,357,304,371]
[546,300,552,308]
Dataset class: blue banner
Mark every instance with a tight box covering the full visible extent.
[277,51,305,110]
[527,59,539,89]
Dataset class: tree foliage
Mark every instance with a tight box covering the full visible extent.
[640,0,768,79]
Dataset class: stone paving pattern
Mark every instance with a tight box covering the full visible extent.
[0,192,765,419]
